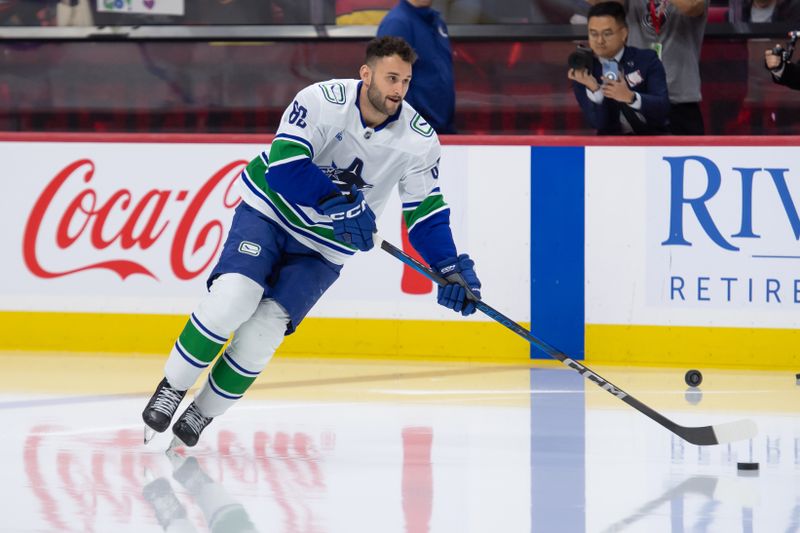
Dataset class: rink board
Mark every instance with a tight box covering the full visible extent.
[0,134,530,362]
[583,143,800,368]
[2,133,800,367]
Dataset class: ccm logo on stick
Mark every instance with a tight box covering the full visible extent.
[564,357,628,399]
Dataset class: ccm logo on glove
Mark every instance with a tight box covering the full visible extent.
[433,254,482,316]
[327,199,368,221]
[319,185,377,251]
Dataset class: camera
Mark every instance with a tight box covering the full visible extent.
[771,30,800,67]
[568,45,594,72]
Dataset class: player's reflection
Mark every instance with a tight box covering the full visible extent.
[142,450,258,533]
[599,476,719,533]
[600,473,769,533]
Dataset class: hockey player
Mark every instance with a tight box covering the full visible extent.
[141,36,482,448]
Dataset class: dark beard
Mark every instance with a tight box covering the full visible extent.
[366,82,392,116]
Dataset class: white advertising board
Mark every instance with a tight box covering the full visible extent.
[0,141,530,322]
[586,146,800,329]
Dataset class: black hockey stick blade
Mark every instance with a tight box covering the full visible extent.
[377,236,757,446]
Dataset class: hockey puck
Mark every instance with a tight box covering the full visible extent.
[737,462,759,471]
[795,373,800,381]
[685,369,703,387]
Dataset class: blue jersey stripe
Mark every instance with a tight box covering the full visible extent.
[244,171,337,232]
[242,174,355,256]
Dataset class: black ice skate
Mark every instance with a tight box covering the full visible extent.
[142,378,187,444]
[170,401,213,449]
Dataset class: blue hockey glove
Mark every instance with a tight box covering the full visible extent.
[319,185,377,251]
[433,254,482,316]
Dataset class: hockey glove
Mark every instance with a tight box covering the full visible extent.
[433,254,482,316]
[319,185,377,251]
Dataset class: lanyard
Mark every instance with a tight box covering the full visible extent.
[649,0,662,35]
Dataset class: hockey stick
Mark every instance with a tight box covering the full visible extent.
[377,236,757,446]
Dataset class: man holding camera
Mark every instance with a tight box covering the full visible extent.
[765,32,800,89]
[569,2,669,134]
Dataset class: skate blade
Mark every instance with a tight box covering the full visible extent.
[144,426,157,445]
[167,436,186,453]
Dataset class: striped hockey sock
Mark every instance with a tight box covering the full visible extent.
[194,351,262,417]
[164,313,228,390]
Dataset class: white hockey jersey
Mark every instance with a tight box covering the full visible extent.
[238,78,449,266]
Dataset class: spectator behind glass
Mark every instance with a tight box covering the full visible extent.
[568,1,669,134]
[730,0,800,22]
[597,0,707,135]
[378,0,456,134]
[765,33,800,89]
[0,0,57,25]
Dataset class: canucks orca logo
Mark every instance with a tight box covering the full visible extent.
[320,157,373,192]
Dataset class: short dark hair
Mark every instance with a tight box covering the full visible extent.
[365,36,417,65]
[587,1,627,26]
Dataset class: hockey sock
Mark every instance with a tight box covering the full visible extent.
[164,314,227,390]
[164,274,264,391]
[194,299,288,417]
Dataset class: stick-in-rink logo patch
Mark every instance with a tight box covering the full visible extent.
[238,241,261,257]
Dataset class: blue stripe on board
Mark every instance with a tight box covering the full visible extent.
[530,146,585,360]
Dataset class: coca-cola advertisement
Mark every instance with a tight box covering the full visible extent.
[1,136,530,322]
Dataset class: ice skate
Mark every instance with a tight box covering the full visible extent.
[142,378,187,444]
[171,401,213,448]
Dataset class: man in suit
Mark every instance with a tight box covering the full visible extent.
[568,1,670,134]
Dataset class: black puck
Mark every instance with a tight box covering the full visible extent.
[685,369,703,387]
[737,462,759,470]
[796,373,800,381]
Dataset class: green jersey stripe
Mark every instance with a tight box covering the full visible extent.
[245,157,269,192]
[269,138,312,164]
[241,171,356,250]
[403,194,448,230]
